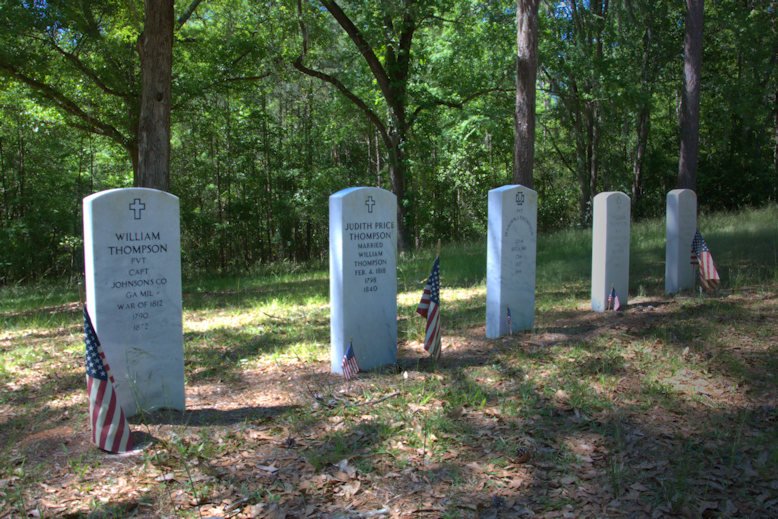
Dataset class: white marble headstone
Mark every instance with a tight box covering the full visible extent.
[329,187,397,373]
[83,188,185,417]
[486,185,537,337]
[665,189,697,294]
[591,192,631,312]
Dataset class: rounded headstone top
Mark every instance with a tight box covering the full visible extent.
[667,189,697,202]
[593,191,629,202]
[84,187,179,204]
[330,186,396,201]
[489,184,538,197]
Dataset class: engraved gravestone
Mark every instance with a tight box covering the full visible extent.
[83,188,184,416]
[591,191,631,312]
[330,187,397,373]
[665,189,697,294]
[486,185,537,338]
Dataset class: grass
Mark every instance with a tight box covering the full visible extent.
[0,204,777,516]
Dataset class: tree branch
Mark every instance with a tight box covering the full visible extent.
[0,61,130,148]
[538,120,577,177]
[296,0,390,146]
[320,0,397,110]
[45,39,134,100]
[292,57,390,147]
[408,87,512,126]
[177,0,205,30]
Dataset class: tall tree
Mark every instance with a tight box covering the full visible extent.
[138,0,174,190]
[0,0,204,189]
[678,0,703,191]
[514,0,540,188]
[542,0,610,224]
[294,0,507,249]
[294,0,417,249]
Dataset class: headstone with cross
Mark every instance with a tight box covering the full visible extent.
[486,185,538,338]
[329,187,398,373]
[665,189,697,294]
[83,188,185,416]
[591,191,631,312]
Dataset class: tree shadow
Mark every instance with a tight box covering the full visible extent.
[135,404,299,426]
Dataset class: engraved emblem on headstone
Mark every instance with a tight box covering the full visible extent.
[84,188,184,416]
[330,187,397,374]
[365,195,376,214]
[129,198,146,220]
[487,185,537,338]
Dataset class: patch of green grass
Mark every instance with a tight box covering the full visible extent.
[304,420,391,470]
[1,205,776,517]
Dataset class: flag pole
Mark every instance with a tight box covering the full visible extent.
[435,238,443,366]
[435,239,442,361]
[347,337,353,390]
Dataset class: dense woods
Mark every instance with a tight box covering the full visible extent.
[0,0,775,283]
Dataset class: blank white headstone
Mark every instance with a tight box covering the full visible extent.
[665,189,697,294]
[591,192,631,312]
[83,188,184,417]
[486,185,537,338]
[330,187,397,373]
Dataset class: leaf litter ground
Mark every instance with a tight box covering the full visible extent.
[1,290,777,518]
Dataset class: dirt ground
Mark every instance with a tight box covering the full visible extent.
[2,291,777,518]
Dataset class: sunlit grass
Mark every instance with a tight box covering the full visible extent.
[0,205,776,516]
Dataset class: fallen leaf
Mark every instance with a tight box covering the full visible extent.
[335,459,356,478]
[698,500,718,514]
[340,480,361,498]
[256,464,278,474]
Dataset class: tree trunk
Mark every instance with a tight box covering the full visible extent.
[632,106,650,207]
[774,89,777,200]
[514,0,540,188]
[0,137,6,223]
[386,132,410,251]
[588,103,600,202]
[17,127,24,218]
[632,25,653,210]
[137,0,173,191]
[678,0,703,191]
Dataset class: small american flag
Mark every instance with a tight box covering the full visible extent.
[691,230,720,292]
[507,306,512,335]
[341,341,360,380]
[84,307,133,453]
[607,287,622,311]
[417,256,441,358]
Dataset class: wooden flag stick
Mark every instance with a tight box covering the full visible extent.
[436,240,442,361]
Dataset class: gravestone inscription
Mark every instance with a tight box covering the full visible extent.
[486,185,537,338]
[591,191,631,312]
[329,187,397,373]
[83,188,185,416]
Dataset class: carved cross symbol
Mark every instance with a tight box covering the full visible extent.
[365,195,376,213]
[515,192,525,206]
[129,198,146,220]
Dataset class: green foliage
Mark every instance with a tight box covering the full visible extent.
[0,0,775,282]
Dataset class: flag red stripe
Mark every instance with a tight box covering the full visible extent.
[417,289,431,317]
[424,304,440,351]
[110,406,127,453]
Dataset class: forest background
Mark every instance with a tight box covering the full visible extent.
[0,0,775,283]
